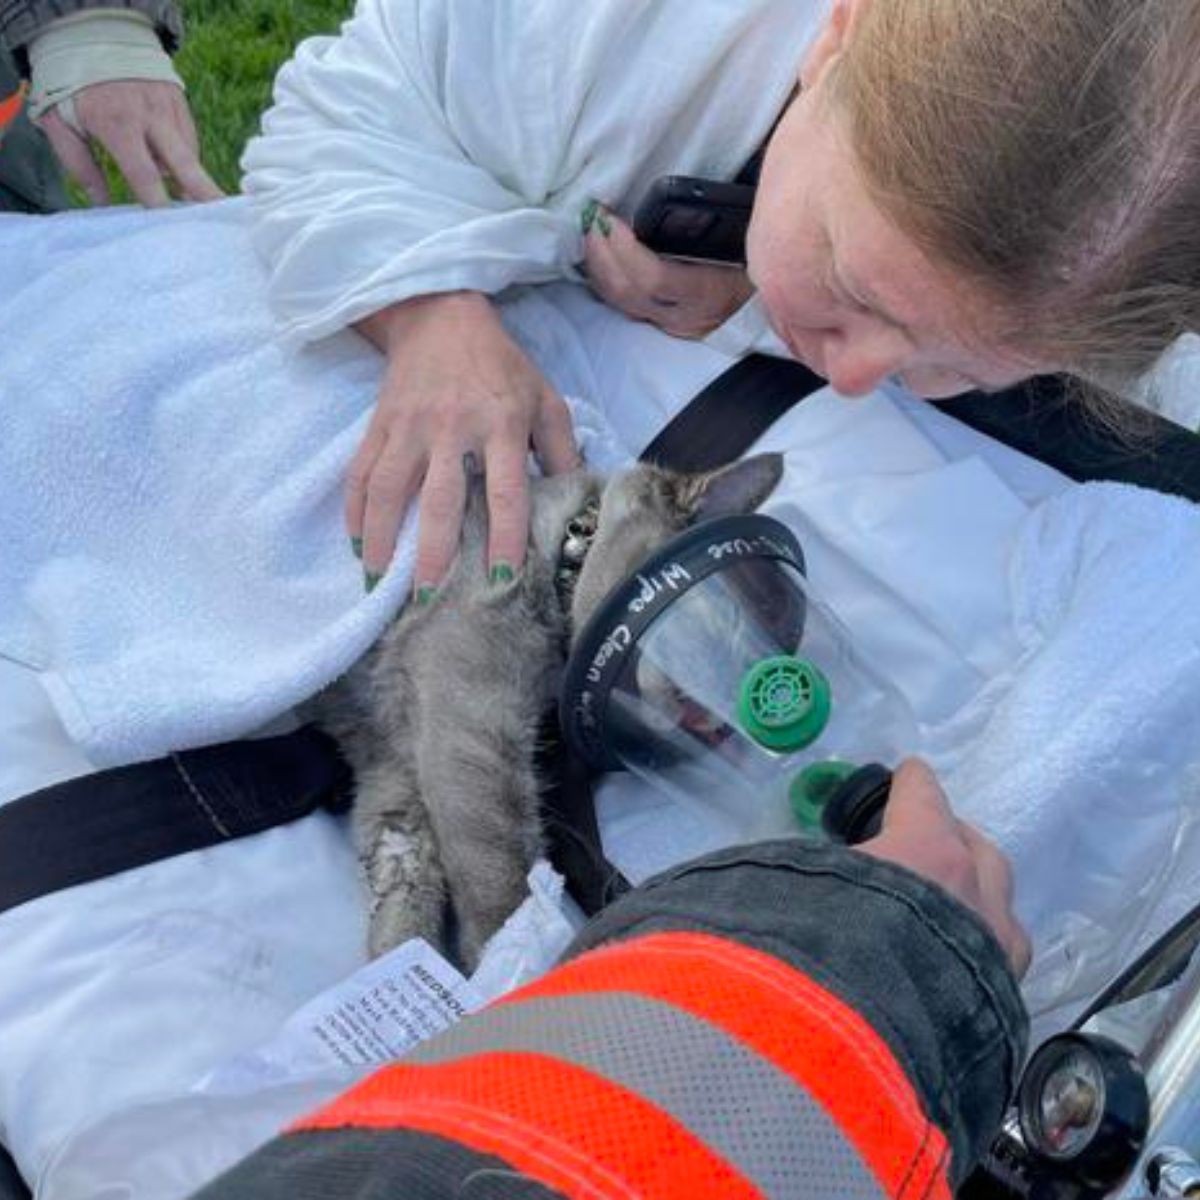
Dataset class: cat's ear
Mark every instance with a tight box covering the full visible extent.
[689,453,785,522]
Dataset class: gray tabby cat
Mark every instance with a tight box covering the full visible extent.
[319,452,784,968]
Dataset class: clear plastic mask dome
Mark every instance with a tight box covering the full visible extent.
[599,555,917,839]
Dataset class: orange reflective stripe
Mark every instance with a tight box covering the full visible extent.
[0,83,27,134]
[295,1050,765,1200]
[504,932,952,1200]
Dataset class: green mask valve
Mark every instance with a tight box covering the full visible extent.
[736,654,832,753]
[789,759,858,832]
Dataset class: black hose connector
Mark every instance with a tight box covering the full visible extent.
[821,763,892,845]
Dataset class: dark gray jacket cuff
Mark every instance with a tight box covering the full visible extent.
[1,0,182,66]
[568,839,1030,1186]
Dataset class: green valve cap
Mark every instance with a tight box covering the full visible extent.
[737,654,832,753]
[789,760,858,832]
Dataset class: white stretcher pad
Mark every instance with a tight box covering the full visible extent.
[2,200,1200,1197]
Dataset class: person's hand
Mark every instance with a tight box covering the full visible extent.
[581,202,753,337]
[38,80,223,207]
[352,291,580,594]
[859,758,1032,977]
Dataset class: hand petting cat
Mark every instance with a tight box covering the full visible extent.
[348,215,748,600]
[352,291,581,597]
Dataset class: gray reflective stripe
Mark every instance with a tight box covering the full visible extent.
[408,991,889,1200]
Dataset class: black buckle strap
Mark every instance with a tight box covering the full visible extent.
[641,354,825,472]
[6,360,1197,920]
[940,376,1200,503]
[0,727,351,916]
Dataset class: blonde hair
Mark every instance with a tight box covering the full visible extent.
[832,0,1200,400]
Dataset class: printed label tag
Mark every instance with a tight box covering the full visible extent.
[301,941,483,1066]
[199,940,484,1093]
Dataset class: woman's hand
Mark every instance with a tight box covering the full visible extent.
[861,759,1032,977]
[352,292,580,595]
[582,203,753,337]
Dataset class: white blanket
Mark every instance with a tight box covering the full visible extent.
[0,201,626,767]
[3,199,1200,1197]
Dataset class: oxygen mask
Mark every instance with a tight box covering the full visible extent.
[560,513,916,841]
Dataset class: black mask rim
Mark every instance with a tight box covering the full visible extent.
[560,513,806,771]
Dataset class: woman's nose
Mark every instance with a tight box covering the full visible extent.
[822,329,907,397]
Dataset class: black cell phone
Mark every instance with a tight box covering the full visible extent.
[632,175,756,266]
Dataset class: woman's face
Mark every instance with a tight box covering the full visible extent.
[747,73,1046,399]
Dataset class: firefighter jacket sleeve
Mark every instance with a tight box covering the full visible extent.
[192,839,1029,1200]
[25,10,183,120]
[0,0,180,69]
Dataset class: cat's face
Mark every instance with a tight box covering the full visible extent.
[568,453,785,634]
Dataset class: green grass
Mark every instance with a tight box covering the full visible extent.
[176,0,351,194]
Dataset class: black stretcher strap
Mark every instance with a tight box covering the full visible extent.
[4,358,1199,921]
[940,375,1200,504]
[641,355,826,473]
[646,361,1200,503]
[0,727,351,916]
[0,1146,26,1200]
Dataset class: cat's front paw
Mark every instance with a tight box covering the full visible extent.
[363,828,447,958]
[453,882,531,974]
[368,891,444,959]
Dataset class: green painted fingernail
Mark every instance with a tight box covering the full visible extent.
[595,210,613,237]
[351,537,363,560]
[415,584,438,606]
[580,198,599,235]
[489,562,515,585]
[365,571,381,593]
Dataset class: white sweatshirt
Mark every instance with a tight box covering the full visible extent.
[241,0,828,344]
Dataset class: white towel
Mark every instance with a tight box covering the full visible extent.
[0,200,625,766]
[942,482,1200,1016]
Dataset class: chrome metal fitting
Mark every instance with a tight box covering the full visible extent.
[1146,1147,1200,1198]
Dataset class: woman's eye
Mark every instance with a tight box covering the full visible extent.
[831,275,871,316]
[840,286,872,316]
